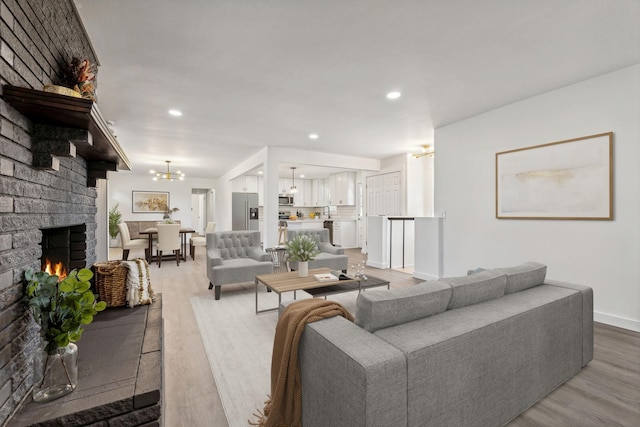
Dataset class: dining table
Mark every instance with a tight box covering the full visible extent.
[140,227,196,263]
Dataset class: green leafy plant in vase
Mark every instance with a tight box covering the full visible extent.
[24,267,107,402]
[286,234,320,277]
[108,203,122,246]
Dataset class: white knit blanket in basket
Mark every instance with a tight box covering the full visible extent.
[121,258,154,307]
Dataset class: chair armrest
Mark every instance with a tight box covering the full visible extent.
[207,249,223,267]
[248,247,271,262]
[318,242,344,255]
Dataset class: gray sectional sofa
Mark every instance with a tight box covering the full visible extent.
[297,262,593,427]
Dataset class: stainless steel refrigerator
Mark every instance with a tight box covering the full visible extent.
[232,192,259,231]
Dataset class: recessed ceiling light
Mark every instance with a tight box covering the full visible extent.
[169,109,182,116]
[300,174,305,178]
[258,171,263,175]
[386,91,401,100]
[309,133,319,140]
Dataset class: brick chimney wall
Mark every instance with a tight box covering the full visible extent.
[0,0,99,422]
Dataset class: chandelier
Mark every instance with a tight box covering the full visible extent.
[290,167,298,194]
[150,160,185,181]
[412,144,435,159]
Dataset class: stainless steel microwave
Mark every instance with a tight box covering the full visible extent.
[278,195,294,205]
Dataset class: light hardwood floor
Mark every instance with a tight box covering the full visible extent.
[109,247,640,427]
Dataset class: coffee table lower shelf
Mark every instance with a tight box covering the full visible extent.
[305,276,390,298]
[255,269,389,314]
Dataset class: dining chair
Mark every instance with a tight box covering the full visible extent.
[189,221,216,260]
[118,223,148,260]
[156,223,182,267]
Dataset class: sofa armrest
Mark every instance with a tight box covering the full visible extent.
[318,242,344,255]
[206,249,223,267]
[299,316,407,427]
[247,247,271,262]
[544,279,593,366]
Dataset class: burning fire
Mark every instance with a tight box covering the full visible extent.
[43,259,67,281]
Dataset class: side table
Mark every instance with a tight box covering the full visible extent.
[266,246,289,273]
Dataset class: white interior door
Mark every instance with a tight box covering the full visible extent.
[366,171,402,216]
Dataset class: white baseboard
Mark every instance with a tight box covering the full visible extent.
[413,271,438,280]
[594,311,640,332]
[366,260,387,269]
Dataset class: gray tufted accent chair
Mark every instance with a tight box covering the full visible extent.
[206,230,273,300]
[286,229,348,273]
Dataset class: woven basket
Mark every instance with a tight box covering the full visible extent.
[93,261,128,307]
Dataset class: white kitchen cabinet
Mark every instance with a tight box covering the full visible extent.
[332,220,341,246]
[312,179,327,206]
[286,220,324,230]
[279,178,293,195]
[232,175,258,193]
[293,179,307,206]
[333,172,356,205]
[304,180,313,206]
[333,219,357,248]
[293,179,314,207]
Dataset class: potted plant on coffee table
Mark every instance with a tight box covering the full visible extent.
[24,267,106,402]
[286,234,320,277]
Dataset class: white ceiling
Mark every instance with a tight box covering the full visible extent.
[74,0,640,179]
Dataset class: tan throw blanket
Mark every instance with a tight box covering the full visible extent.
[251,299,354,427]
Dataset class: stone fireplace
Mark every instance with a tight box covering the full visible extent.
[0,1,130,423]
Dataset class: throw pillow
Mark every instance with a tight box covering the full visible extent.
[494,262,547,294]
[355,281,452,333]
[440,270,507,310]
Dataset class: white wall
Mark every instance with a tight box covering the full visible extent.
[434,64,640,331]
[407,154,434,217]
[108,172,217,229]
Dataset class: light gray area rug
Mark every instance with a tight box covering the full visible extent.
[191,282,358,427]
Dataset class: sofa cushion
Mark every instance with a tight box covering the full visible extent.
[440,270,506,310]
[355,281,452,333]
[494,262,547,294]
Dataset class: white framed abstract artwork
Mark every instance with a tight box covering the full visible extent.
[495,132,613,220]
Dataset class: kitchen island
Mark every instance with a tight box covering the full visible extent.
[284,219,358,248]
[286,219,328,230]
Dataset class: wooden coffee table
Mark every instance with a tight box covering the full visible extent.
[254,268,389,314]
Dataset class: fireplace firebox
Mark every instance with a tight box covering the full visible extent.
[40,224,88,275]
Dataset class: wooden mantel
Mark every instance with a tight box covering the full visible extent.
[2,85,131,172]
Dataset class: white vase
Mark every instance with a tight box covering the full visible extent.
[298,261,309,277]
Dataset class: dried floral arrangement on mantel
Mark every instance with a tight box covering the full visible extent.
[43,57,97,102]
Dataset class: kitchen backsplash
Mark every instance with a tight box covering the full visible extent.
[263,206,357,220]
[293,206,357,220]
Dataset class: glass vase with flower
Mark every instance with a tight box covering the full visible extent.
[24,268,106,402]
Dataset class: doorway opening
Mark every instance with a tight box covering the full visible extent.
[191,188,215,235]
